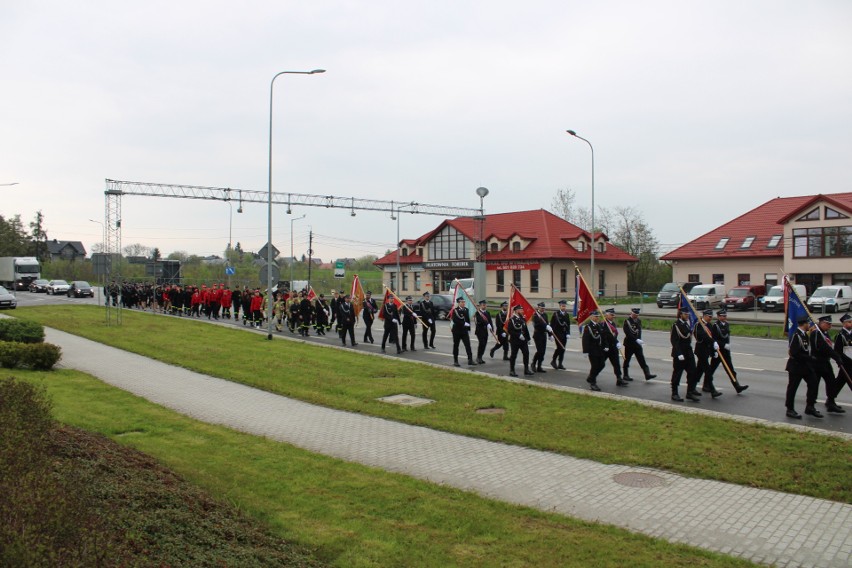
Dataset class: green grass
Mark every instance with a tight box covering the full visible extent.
[15,368,755,567]
[638,317,787,339]
[15,305,851,503]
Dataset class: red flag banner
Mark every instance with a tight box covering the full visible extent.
[306,287,318,302]
[378,288,402,320]
[505,285,535,330]
[573,270,599,326]
[351,274,365,318]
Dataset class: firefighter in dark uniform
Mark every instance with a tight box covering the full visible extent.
[401,296,418,351]
[507,304,533,377]
[381,297,402,354]
[785,314,819,419]
[601,308,627,386]
[298,291,313,336]
[337,293,357,346]
[287,295,300,333]
[582,311,606,391]
[450,297,475,367]
[362,290,378,344]
[329,290,341,333]
[474,299,493,364]
[830,312,851,413]
[418,291,437,349]
[549,300,571,370]
[707,309,749,394]
[489,301,510,360]
[693,309,719,398]
[671,308,700,402]
[315,294,330,335]
[530,303,551,373]
[810,315,842,417]
[622,308,656,380]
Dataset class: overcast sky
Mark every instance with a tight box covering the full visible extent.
[3,1,851,265]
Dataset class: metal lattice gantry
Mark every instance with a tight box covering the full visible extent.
[104,179,482,219]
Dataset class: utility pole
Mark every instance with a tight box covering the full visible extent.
[306,229,313,290]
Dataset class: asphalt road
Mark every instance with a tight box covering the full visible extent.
[11,290,850,435]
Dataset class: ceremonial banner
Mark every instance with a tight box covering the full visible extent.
[505,284,535,330]
[351,274,365,318]
[677,289,699,331]
[784,276,811,341]
[378,288,402,320]
[452,279,477,320]
[573,269,599,326]
[306,287,317,302]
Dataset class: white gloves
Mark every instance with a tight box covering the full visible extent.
[393,319,400,325]
[713,352,719,359]
[725,345,731,351]
[603,347,610,352]
[636,339,644,345]
[616,342,622,350]
[713,342,720,350]
[428,319,433,324]
[677,355,685,361]
[487,324,493,331]
[464,322,470,328]
[546,325,553,332]
[566,334,571,339]
[501,332,507,338]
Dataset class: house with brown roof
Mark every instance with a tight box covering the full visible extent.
[374,209,637,300]
[660,192,852,294]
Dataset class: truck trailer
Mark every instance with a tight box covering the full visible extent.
[0,257,41,291]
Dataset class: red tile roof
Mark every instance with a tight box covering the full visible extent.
[661,192,852,261]
[375,209,637,266]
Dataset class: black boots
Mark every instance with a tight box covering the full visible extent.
[643,366,657,380]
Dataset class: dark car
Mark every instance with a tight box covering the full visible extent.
[656,282,701,308]
[0,286,17,310]
[67,281,94,298]
[431,294,454,319]
[28,279,50,293]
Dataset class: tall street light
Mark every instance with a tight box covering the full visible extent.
[392,202,416,293]
[290,214,306,291]
[566,130,595,295]
[267,69,325,340]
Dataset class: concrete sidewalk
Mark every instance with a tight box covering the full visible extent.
[49,328,850,568]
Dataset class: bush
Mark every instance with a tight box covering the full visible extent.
[0,319,45,343]
[0,342,62,370]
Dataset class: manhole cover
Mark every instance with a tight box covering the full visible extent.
[377,394,435,407]
[612,472,668,488]
[475,407,505,415]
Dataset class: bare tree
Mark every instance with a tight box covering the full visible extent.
[606,206,666,292]
[123,243,151,257]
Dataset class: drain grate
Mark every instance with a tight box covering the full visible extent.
[612,471,668,488]
[475,407,506,415]
[377,394,435,407]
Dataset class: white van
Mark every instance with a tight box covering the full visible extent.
[686,284,726,310]
[760,284,807,312]
[806,285,852,313]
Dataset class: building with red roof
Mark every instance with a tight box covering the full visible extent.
[660,192,852,294]
[374,208,637,300]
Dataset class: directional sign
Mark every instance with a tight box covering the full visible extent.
[258,263,280,287]
[225,266,236,275]
[257,242,280,260]
[334,260,345,279]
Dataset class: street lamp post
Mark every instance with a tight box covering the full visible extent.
[267,69,325,340]
[567,130,595,295]
[290,214,306,291]
[89,218,106,309]
[473,187,489,302]
[392,202,416,293]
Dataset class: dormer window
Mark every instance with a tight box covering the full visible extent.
[401,248,408,257]
[490,243,499,252]
[715,238,730,250]
[578,241,586,252]
[512,241,521,252]
[597,242,604,253]
[740,236,755,249]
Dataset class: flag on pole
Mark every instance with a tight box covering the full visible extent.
[677,289,699,331]
[306,287,317,302]
[378,288,402,320]
[351,274,365,318]
[784,276,811,340]
[573,270,599,326]
[505,284,535,330]
[452,279,477,320]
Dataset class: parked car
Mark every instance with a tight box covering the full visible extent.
[806,285,852,313]
[67,281,94,298]
[28,278,50,293]
[0,286,16,309]
[46,279,70,295]
[687,284,726,310]
[723,284,766,311]
[656,281,702,308]
[760,284,807,312]
[431,294,454,319]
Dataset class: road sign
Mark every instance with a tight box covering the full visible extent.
[257,242,280,260]
[334,260,345,279]
[258,263,280,287]
[225,266,235,275]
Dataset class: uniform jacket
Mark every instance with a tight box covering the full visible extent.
[418,299,435,322]
[507,314,530,344]
[382,302,400,329]
[451,306,471,333]
[693,321,714,357]
[582,321,605,356]
[670,319,693,358]
[551,310,571,340]
[786,328,813,371]
[622,317,642,345]
[337,301,356,326]
[474,308,493,335]
[532,311,550,339]
[362,297,378,321]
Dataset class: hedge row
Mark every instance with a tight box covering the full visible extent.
[0,319,44,343]
[0,342,61,370]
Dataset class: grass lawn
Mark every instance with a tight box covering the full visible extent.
[15,305,851,503]
[14,368,756,567]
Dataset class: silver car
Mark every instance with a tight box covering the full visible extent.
[0,286,17,309]
[47,279,70,295]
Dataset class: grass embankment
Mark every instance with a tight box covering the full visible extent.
[16,305,850,503]
[13,370,755,567]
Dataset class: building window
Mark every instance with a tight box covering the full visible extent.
[530,269,539,293]
[740,236,755,249]
[401,248,408,257]
[711,274,724,285]
[390,273,397,291]
[796,207,820,221]
[793,226,852,258]
[512,241,521,252]
[417,248,423,256]
[427,225,470,260]
[826,207,849,220]
[414,272,421,291]
[598,270,606,296]
[714,238,730,250]
[490,242,499,252]
[767,235,782,249]
[512,270,522,290]
[688,274,701,283]
[578,241,585,252]
[737,273,751,286]
[559,269,568,293]
[496,270,505,293]
[597,242,605,253]
[402,273,408,291]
